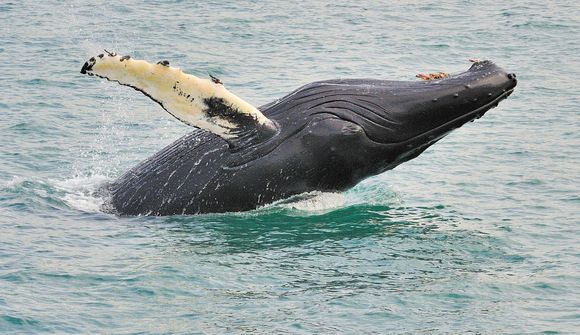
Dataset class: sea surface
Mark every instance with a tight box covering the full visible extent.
[1,1,579,334]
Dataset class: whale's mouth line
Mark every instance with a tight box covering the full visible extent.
[400,87,515,147]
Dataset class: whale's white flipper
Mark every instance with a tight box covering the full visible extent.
[81,52,276,148]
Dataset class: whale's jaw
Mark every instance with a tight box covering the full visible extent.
[379,61,517,169]
[388,85,516,170]
[363,61,518,145]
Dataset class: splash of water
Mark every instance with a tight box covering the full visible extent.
[51,174,109,213]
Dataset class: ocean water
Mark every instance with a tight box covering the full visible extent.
[1,0,579,333]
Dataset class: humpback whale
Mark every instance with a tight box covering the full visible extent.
[80,52,517,215]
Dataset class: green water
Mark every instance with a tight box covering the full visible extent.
[1,1,579,333]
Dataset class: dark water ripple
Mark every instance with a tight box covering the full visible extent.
[1,1,579,334]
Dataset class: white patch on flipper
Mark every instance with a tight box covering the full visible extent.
[81,53,275,141]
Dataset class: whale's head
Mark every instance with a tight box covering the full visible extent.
[363,60,517,173]
[264,61,517,189]
[360,61,516,146]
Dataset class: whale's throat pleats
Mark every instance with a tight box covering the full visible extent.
[81,53,277,149]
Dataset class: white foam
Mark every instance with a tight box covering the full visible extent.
[274,191,347,215]
[2,176,27,189]
[51,174,110,213]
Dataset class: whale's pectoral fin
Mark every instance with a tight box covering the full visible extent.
[80,52,277,149]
